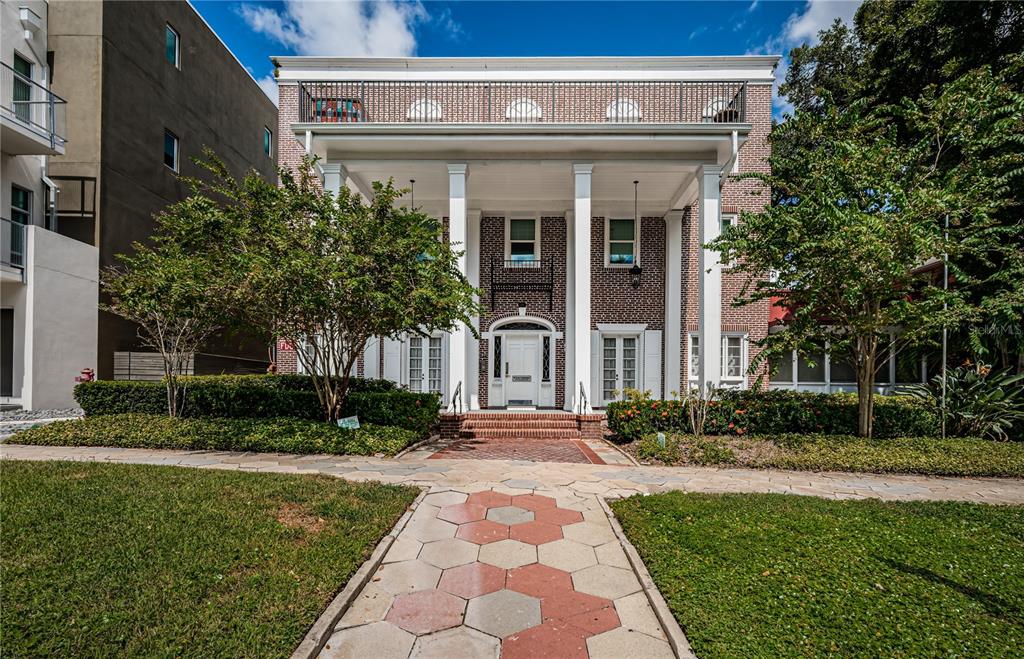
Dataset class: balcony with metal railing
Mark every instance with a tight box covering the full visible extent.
[1,61,67,155]
[298,80,747,126]
[1,218,26,280]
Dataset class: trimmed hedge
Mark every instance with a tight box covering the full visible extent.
[607,390,939,441]
[73,375,439,435]
[630,432,1024,477]
[10,414,420,457]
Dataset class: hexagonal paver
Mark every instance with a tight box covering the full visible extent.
[467,490,513,508]
[540,590,612,621]
[456,520,509,545]
[509,521,563,545]
[586,627,675,659]
[338,583,393,628]
[511,493,557,511]
[322,621,414,659]
[486,506,535,525]
[613,592,667,640]
[437,562,506,599]
[506,563,573,599]
[534,507,585,526]
[437,502,488,524]
[537,539,598,573]
[404,517,458,543]
[571,565,642,600]
[419,538,479,569]
[383,537,422,564]
[410,626,500,658]
[561,521,616,547]
[565,605,621,636]
[385,589,465,635]
[465,589,542,638]
[478,539,537,569]
[372,560,441,595]
[594,541,630,569]
[503,479,543,490]
[422,491,469,507]
[502,620,589,659]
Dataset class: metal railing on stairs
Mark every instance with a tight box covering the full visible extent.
[449,381,463,414]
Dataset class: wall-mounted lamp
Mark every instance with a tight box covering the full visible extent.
[409,179,415,208]
[630,180,643,289]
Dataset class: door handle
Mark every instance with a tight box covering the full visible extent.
[505,362,509,378]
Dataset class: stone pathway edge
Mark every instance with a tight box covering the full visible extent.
[292,488,429,659]
[598,496,695,659]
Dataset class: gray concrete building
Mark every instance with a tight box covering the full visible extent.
[47,0,278,379]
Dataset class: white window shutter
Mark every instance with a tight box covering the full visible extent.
[643,329,662,399]
[363,337,380,379]
[383,337,402,383]
[590,330,601,406]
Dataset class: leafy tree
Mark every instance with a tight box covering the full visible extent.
[103,197,235,417]
[191,156,479,423]
[712,65,1024,437]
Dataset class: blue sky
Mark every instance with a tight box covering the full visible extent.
[192,0,861,116]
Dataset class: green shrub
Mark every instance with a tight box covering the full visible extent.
[904,366,1024,440]
[10,414,419,457]
[73,375,439,434]
[607,389,938,440]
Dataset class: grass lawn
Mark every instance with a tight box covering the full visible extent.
[611,492,1024,658]
[626,432,1024,477]
[1,460,418,657]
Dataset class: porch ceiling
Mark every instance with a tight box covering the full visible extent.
[340,160,700,216]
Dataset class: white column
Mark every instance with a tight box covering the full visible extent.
[447,164,469,410]
[321,161,345,196]
[467,209,482,410]
[563,209,575,411]
[571,164,593,412]
[663,209,684,397]
[697,165,723,392]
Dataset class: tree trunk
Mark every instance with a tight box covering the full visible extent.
[854,335,878,438]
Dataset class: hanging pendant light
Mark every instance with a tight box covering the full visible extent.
[409,179,416,208]
[629,179,643,289]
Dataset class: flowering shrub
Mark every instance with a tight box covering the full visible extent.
[606,389,938,441]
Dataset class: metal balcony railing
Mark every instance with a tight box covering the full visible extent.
[489,258,555,310]
[298,80,747,125]
[1,61,67,148]
[1,218,26,270]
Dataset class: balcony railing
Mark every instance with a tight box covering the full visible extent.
[1,218,26,270]
[1,61,67,148]
[299,80,746,125]
[490,258,555,310]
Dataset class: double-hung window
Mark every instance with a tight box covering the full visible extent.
[688,333,748,385]
[507,218,538,263]
[719,213,738,267]
[606,218,637,266]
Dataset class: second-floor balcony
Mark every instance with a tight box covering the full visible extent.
[298,80,747,126]
[1,61,67,155]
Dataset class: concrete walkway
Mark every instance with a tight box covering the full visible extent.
[3,444,1022,658]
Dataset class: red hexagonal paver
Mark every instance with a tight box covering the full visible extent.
[511,494,557,511]
[506,563,574,599]
[565,605,621,636]
[466,490,513,508]
[455,520,510,544]
[502,620,589,659]
[384,589,465,635]
[540,590,613,621]
[437,502,488,524]
[534,507,585,526]
[437,562,506,599]
[509,521,563,545]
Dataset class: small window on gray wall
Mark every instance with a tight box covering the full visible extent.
[263,127,273,156]
[164,129,179,171]
[166,24,180,68]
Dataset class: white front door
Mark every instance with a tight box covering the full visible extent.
[601,335,638,404]
[505,335,539,406]
[408,335,444,396]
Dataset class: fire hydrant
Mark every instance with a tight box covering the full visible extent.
[75,368,95,383]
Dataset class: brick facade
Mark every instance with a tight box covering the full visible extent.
[273,75,775,400]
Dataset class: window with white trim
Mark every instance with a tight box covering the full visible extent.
[263,127,273,157]
[165,24,180,68]
[606,218,637,267]
[507,218,539,262]
[688,333,748,383]
[719,213,738,267]
[163,129,179,172]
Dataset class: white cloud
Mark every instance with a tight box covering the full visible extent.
[238,0,438,57]
[257,74,279,106]
[750,0,863,118]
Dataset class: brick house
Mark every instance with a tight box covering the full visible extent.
[272,55,780,411]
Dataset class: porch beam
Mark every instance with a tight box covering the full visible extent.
[571,163,593,412]
[447,163,469,410]
[664,209,684,397]
[697,164,723,392]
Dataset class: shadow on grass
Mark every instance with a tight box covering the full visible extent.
[877,557,1022,622]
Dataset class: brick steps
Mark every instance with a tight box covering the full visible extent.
[458,412,582,441]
